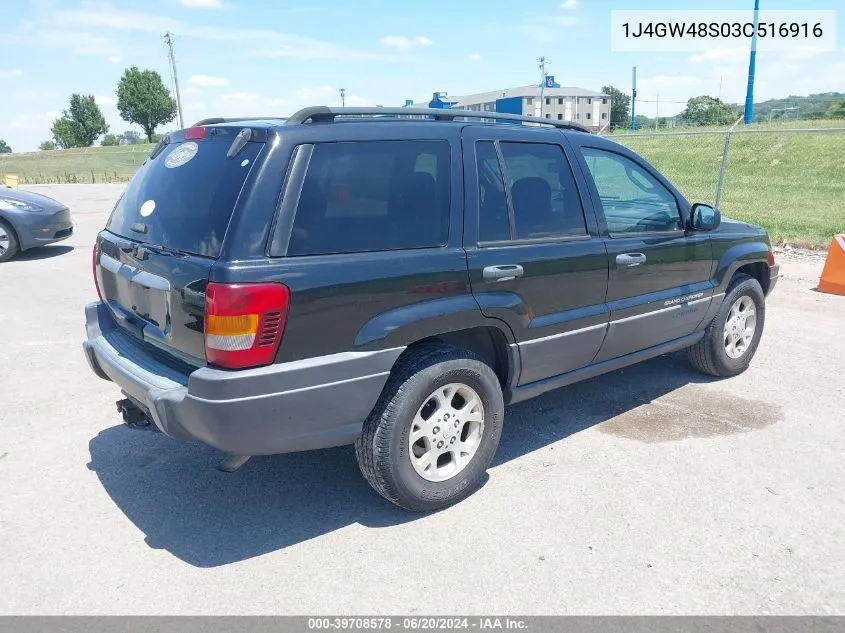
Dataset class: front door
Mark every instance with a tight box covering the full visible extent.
[462,126,609,385]
[572,143,714,362]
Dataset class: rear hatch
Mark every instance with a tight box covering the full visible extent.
[94,126,265,365]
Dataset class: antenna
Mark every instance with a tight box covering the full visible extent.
[164,32,184,130]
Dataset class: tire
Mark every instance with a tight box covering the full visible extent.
[0,219,20,263]
[688,274,766,377]
[355,344,505,512]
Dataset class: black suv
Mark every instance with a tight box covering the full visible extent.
[83,107,779,511]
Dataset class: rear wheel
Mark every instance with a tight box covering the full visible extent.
[355,345,504,512]
[688,275,765,377]
[0,219,20,263]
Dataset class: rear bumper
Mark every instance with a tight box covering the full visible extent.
[82,302,401,455]
[768,263,780,296]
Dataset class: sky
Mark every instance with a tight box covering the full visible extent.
[1,0,843,151]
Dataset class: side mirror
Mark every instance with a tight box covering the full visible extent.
[689,203,721,232]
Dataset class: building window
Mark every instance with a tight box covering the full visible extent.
[602,98,608,105]
[576,113,580,119]
[545,98,550,105]
[586,113,592,120]
[587,98,592,105]
[526,97,533,105]
[545,114,551,118]
[558,98,563,105]
[484,103,493,111]
[601,112,607,120]
[557,114,563,120]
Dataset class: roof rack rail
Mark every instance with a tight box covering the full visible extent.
[191,116,289,126]
[285,106,590,132]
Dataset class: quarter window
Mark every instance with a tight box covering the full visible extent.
[288,141,450,256]
[581,147,682,234]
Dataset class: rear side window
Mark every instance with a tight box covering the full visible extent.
[106,137,263,258]
[287,140,450,256]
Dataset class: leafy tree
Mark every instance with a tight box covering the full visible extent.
[826,98,845,119]
[150,133,164,144]
[117,67,177,142]
[678,96,737,127]
[39,141,57,151]
[633,114,651,130]
[121,130,141,144]
[50,94,109,148]
[601,85,631,129]
[101,133,120,146]
[0,139,11,154]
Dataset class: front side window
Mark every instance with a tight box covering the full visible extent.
[288,140,450,256]
[581,147,682,234]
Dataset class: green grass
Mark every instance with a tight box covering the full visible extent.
[0,144,154,184]
[611,123,845,249]
[2,121,843,248]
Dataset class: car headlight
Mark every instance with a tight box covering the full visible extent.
[0,198,49,213]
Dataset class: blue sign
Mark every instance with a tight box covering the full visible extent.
[543,75,560,88]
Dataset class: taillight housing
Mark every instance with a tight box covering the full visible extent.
[767,250,776,266]
[204,282,290,369]
[92,241,103,301]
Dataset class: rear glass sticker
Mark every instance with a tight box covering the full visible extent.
[165,141,199,168]
[241,159,250,167]
[140,200,156,217]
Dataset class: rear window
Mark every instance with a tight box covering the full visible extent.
[287,140,450,256]
[106,137,263,258]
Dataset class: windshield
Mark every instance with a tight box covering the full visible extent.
[106,138,263,258]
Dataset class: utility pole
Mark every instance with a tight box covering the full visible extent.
[630,66,637,131]
[743,0,761,124]
[655,93,659,131]
[538,56,548,119]
[339,88,346,107]
[164,32,184,129]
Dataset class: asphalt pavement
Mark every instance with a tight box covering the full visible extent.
[1,184,843,615]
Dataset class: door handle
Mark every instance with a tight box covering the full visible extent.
[483,264,524,282]
[616,253,647,268]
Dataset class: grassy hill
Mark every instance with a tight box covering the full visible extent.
[2,121,843,248]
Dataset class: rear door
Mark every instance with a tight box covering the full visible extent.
[95,128,265,365]
[570,141,714,362]
[462,126,609,386]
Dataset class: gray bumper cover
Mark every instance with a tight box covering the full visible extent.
[82,302,401,455]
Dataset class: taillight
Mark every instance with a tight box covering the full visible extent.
[767,250,776,266]
[92,241,103,301]
[204,282,290,369]
[184,126,207,140]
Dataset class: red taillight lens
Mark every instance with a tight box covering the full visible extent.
[204,282,290,369]
[767,250,776,266]
[92,241,103,301]
[184,126,207,140]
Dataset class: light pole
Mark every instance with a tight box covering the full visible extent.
[164,32,184,130]
[538,56,549,119]
[339,88,346,107]
[743,0,761,124]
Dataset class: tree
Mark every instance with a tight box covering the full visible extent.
[826,98,845,119]
[51,94,109,148]
[678,95,737,127]
[39,141,57,151]
[601,85,631,129]
[117,67,177,142]
[0,139,11,154]
[633,114,651,130]
[101,133,120,146]
[121,130,141,145]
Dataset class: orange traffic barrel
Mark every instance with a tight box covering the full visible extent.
[818,235,845,296]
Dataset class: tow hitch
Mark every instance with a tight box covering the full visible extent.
[116,398,157,431]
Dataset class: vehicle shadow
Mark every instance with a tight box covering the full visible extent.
[88,351,716,568]
[11,245,74,261]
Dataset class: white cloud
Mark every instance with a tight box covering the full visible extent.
[221,92,259,101]
[10,111,62,130]
[178,0,223,7]
[689,47,748,64]
[183,87,203,96]
[38,29,120,56]
[380,35,434,50]
[0,69,24,79]
[561,0,578,8]
[783,46,827,61]
[95,95,117,106]
[520,13,578,41]
[107,55,123,63]
[469,53,482,60]
[187,74,229,87]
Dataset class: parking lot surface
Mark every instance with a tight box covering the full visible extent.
[1,184,843,614]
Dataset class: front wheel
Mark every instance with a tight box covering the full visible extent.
[355,345,504,512]
[688,275,766,377]
[0,219,20,263]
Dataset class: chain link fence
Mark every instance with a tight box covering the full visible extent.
[606,123,845,248]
